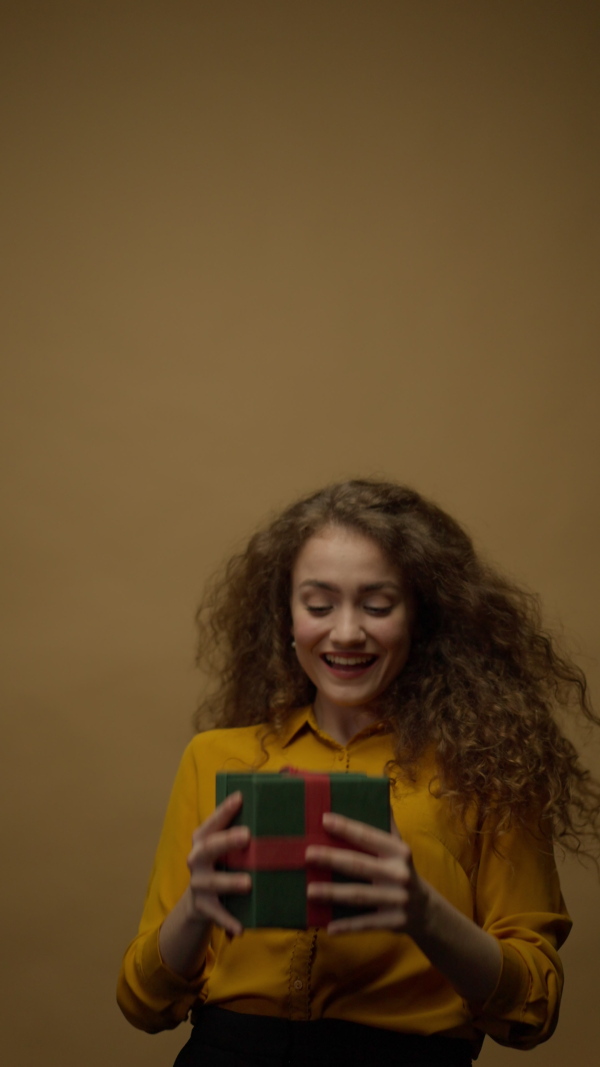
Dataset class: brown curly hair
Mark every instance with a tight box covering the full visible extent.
[194,479,600,856]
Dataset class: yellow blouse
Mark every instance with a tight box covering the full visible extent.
[117,706,571,1054]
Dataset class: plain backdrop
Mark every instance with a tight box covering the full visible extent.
[1,2,599,1064]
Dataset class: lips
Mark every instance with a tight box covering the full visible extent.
[322,653,378,672]
[320,648,375,665]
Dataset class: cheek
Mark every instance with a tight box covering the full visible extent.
[291,613,322,648]
[380,618,412,656]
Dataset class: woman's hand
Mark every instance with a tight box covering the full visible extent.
[305,811,429,936]
[185,790,252,936]
[158,792,251,978]
[306,810,502,1003]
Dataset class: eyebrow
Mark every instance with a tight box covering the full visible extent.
[298,580,400,593]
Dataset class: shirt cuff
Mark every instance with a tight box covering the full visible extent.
[473,941,530,1018]
[138,926,206,997]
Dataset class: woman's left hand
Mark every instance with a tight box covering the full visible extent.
[305,811,430,935]
[306,811,503,1002]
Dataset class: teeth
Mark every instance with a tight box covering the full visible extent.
[325,654,375,666]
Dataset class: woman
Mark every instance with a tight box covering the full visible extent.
[117,480,599,1066]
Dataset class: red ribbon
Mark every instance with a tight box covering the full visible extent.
[224,770,352,926]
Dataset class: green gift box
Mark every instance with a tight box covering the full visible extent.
[216,768,390,928]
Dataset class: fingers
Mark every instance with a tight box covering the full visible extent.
[303,811,417,935]
[184,792,253,935]
[318,811,411,860]
[189,792,251,872]
[190,892,246,937]
[305,812,411,882]
[306,844,409,883]
[307,879,408,908]
[190,868,252,897]
[305,871,410,935]
[188,824,250,870]
[194,791,245,840]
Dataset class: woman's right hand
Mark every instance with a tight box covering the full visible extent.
[158,791,251,978]
[186,790,252,936]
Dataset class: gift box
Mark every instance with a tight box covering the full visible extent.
[216,768,390,928]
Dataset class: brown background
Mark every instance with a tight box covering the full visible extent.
[2,2,599,1064]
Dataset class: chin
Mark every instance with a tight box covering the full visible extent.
[323,688,381,710]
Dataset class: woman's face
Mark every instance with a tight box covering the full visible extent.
[290,525,413,723]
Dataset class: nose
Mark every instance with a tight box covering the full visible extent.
[330,608,366,647]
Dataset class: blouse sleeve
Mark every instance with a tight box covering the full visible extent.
[467,820,572,1049]
[116,741,216,1032]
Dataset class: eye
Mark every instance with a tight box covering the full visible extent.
[364,605,392,616]
[306,605,331,615]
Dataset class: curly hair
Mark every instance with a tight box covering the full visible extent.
[194,479,600,856]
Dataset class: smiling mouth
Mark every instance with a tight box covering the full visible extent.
[322,653,378,669]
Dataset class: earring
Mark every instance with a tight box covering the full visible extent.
[291,639,296,649]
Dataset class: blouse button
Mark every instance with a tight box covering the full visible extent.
[293,979,303,990]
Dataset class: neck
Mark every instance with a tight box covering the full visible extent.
[313,697,378,746]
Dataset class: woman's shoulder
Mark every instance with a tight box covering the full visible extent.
[183,706,310,770]
[184,721,273,770]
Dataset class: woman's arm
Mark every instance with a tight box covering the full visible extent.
[305,811,502,1003]
[405,880,502,1003]
[117,753,252,1032]
[158,791,252,978]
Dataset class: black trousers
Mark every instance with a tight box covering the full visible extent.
[173,1007,473,1067]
